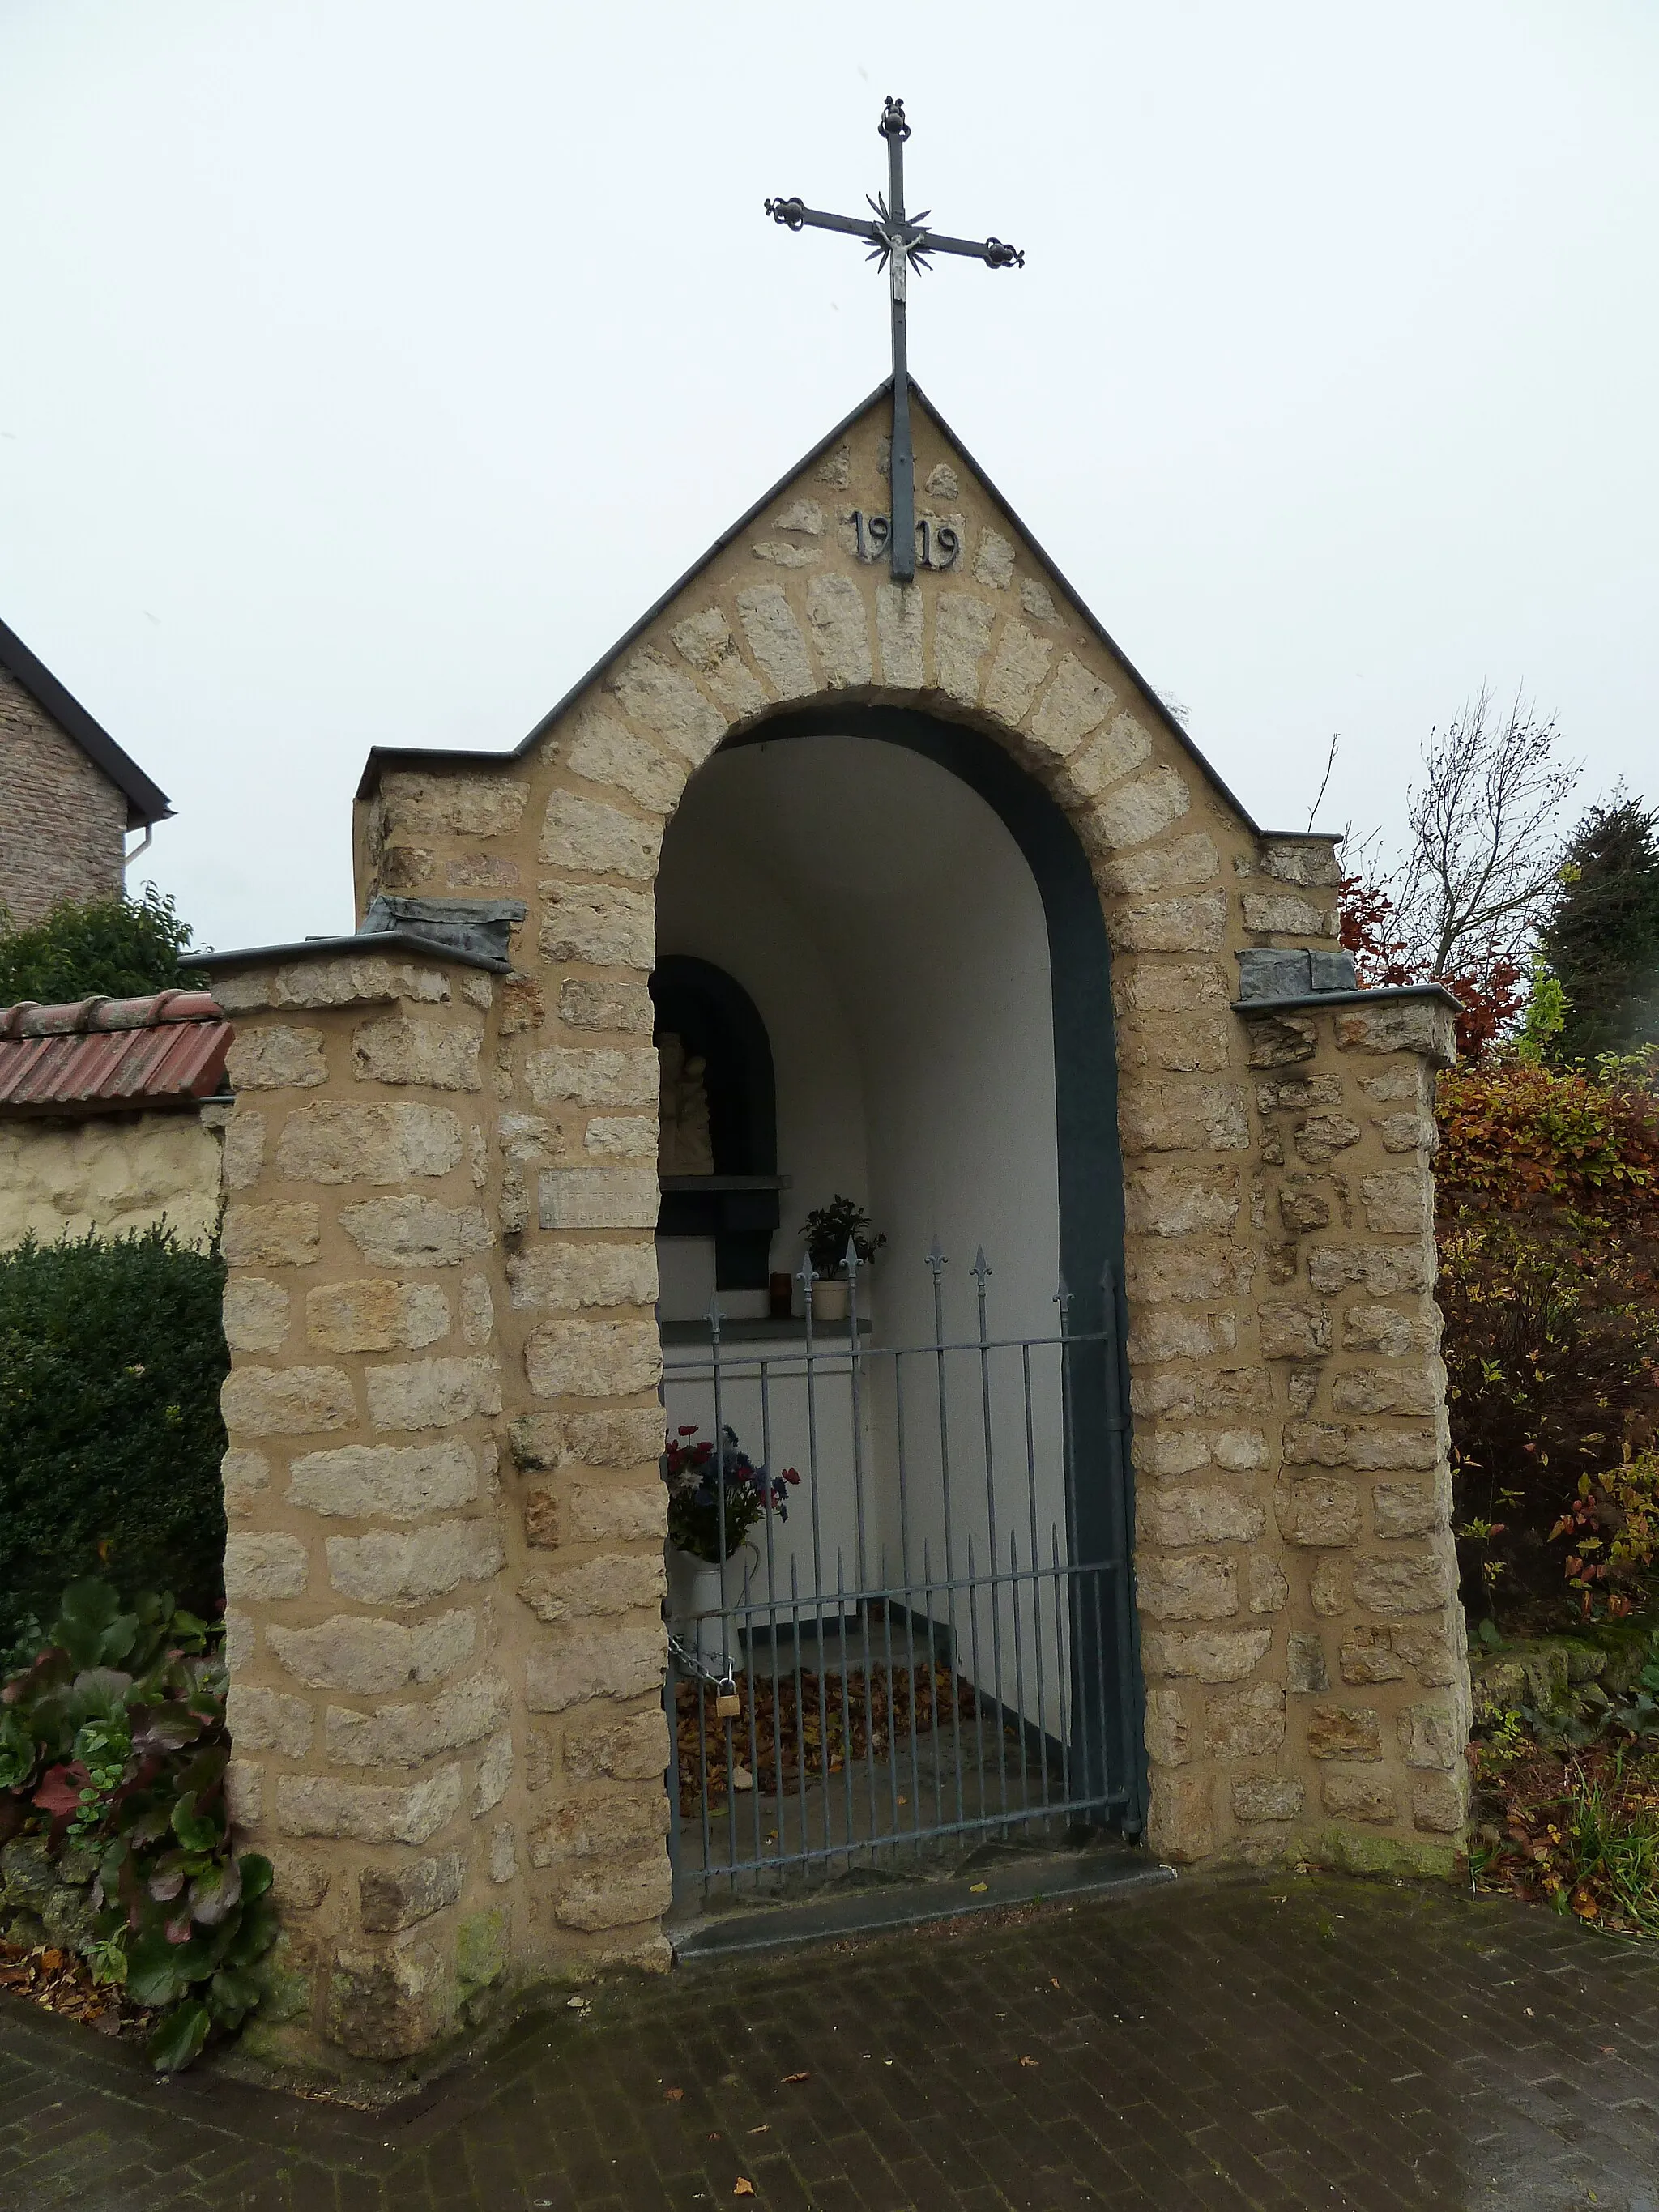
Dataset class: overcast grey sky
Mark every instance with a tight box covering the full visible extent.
[2,1,1653,953]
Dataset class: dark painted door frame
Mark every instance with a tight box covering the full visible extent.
[719,704,1145,1831]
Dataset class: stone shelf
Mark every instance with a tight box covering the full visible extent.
[659,1317,872,1346]
[659,1174,792,1192]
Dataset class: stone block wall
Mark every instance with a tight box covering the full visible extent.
[207,946,671,2065]
[1133,989,1468,1869]
[0,670,127,926]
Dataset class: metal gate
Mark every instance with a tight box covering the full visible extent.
[662,1247,1144,1901]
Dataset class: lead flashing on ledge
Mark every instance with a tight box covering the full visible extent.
[361,893,525,970]
[1236,946,1358,999]
[1230,982,1462,1016]
[180,927,509,977]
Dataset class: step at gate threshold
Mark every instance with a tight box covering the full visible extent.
[669,1839,1174,1963]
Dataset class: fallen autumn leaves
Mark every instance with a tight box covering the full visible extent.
[676,1664,979,1815]
[0,1935,152,2039]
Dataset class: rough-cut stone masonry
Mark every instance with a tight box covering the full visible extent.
[207,946,670,2065]
[0,670,126,926]
[198,389,1465,2069]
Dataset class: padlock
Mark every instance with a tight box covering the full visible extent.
[714,1674,741,1721]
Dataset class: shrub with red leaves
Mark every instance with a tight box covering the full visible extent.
[1438,1052,1659,1618]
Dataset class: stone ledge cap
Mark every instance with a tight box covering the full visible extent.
[1232,981,1462,1015]
[182,926,507,978]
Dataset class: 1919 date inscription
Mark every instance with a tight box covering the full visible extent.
[851,511,962,570]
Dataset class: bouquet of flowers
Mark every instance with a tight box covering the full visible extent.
[662,1425,799,1564]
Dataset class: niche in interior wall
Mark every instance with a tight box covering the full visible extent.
[650,955,780,1290]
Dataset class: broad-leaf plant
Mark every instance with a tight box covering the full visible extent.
[0,1579,276,2072]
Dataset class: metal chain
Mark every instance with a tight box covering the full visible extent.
[666,1632,732,1685]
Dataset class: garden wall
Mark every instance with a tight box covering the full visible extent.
[0,1106,226,1252]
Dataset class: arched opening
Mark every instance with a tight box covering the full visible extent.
[653,705,1140,1896]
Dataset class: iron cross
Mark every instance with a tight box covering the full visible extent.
[766,97,1024,582]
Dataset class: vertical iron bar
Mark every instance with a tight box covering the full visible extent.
[1021,1341,1051,1818]
[664,1650,682,1894]
[1089,1518,1111,1823]
[964,1529,987,1831]
[928,1243,966,1830]
[923,1535,945,1837]
[790,1551,809,1870]
[1009,1529,1033,1830]
[693,1653,714,1890]
[893,1346,925,1863]
[1050,1522,1073,1813]
[879,1528,902,1852]
[847,1246,883,1860]
[880,99,915,582]
[753,1354,779,1882]
[972,1251,1009,1829]
[835,1547,856,1865]
[797,1254,834,1871]
[889,296,914,582]
[708,1306,740,1880]
[710,1298,728,1662]
[846,1243,870,1584]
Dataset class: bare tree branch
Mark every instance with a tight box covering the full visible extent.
[1390,688,1578,982]
[1306,731,1340,832]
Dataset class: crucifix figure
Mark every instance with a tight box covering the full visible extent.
[766,96,1024,583]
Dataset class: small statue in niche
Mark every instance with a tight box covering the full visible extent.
[657,1031,714,1176]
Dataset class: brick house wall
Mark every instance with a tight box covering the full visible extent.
[0,668,128,925]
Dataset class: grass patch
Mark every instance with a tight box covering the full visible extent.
[1469,1617,1659,1935]
[1472,1739,1659,1934]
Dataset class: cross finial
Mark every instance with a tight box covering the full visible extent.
[878,96,910,143]
[764,98,1024,582]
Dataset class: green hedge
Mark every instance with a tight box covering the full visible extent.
[0,1227,228,1654]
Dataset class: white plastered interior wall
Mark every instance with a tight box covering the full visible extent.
[654,735,1068,1727]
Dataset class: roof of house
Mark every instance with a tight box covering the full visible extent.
[0,615,173,831]
[0,989,230,1115]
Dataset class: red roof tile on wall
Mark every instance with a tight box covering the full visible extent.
[0,991,232,1115]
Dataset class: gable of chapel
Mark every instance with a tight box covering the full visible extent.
[355,385,1339,959]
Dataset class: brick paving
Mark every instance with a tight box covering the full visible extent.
[2,1871,1659,2210]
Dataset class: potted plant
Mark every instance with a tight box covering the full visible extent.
[662,1426,797,1670]
[800,1196,885,1323]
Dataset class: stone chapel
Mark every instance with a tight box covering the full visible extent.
[181,384,1469,2069]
